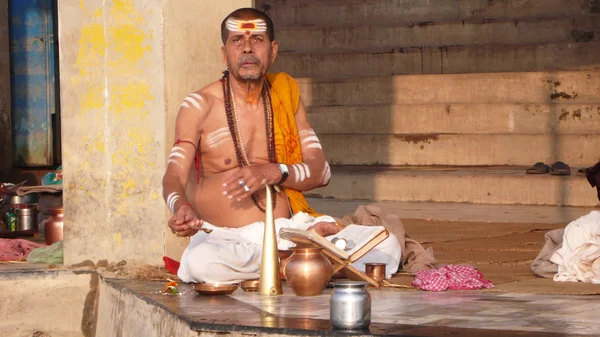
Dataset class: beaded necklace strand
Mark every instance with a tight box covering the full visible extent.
[222,70,277,212]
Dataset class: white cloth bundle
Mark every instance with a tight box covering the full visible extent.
[550,210,600,283]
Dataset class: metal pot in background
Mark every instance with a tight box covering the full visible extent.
[45,207,64,245]
[16,208,38,231]
[330,281,371,330]
[8,194,39,206]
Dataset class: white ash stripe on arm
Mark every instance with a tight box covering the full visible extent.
[306,143,322,150]
[172,146,187,154]
[293,164,307,182]
[189,93,204,102]
[167,192,181,213]
[168,159,184,169]
[321,162,331,184]
[301,163,311,178]
[180,102,190,108]
[169,152,185,160]
[301,136,320,144]
[292,164,301,183]
[184,96,201,109]
[299,129,316,138]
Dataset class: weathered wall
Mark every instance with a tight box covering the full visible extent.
[0,271,94,337]
[95,278,198,337]
[59,0,166,264]
[58,0,252,264]
[163,0,253,259]
[0,0,11,170]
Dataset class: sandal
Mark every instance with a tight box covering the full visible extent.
[525,162,550,174]
[550,161,571,176]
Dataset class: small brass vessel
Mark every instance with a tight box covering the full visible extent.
[364,263,386,283]
[193,283,238,295]
[240,279,260,292]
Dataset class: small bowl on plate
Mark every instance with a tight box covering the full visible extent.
[193,283,238,295]
[240,279,259,292]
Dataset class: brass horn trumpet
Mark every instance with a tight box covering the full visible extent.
[259,184,283,296]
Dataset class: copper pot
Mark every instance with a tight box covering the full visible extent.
[45,207,64,245]
[283,247,332,296]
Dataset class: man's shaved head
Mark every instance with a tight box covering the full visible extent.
[221,8,275,44]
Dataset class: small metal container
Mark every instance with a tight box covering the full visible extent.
[16,207,38,231]
[330,281,371,330]
[365,263,386,283]
[8,194,39,206]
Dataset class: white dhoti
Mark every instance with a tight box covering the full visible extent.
[178,212,402,284]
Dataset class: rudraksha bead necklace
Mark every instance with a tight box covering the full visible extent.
[222,70,277,212]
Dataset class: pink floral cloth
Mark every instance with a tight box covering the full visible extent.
[412,264,494,291]
[0,239,44,261]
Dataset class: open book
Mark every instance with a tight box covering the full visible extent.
[279,225,389,262]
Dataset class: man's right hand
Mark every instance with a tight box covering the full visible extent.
[168,204,203,237]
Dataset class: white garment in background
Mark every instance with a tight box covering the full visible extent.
[550,210,600,283]
[178,212,401,284]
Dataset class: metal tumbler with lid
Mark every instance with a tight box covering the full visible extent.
[16,207,38,231]
[330,281,371,330]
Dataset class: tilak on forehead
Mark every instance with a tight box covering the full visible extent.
[226,18,267,35]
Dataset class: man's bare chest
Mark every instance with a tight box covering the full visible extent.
[199,104,271,172]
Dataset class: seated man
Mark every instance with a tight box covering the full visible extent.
[162,8,401,284]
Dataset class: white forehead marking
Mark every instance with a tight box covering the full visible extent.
[226,18,267,33]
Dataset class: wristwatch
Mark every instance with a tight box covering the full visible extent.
[277,164,289,185]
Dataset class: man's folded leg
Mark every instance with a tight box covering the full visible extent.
[177,224,262,284]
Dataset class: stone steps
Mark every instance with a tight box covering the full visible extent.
[258,0,595,28]
[259,1,600,207]
[273,41,600,78]
[308,103,600,135]
[308,166,599,207]
[318,134,600,166]
[307,198,597,224]
[276,16,599,53]
[298,70,600,106]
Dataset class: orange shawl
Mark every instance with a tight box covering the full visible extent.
[267,72,322,218]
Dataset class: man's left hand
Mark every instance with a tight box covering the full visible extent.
[308,221,341,237]
[223,163,279,201]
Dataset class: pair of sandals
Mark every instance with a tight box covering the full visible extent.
[525,161,574,175]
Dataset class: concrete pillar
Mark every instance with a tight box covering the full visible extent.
[0,0,11,170]
[58,0,251,265]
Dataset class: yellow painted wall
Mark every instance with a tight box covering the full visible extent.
[59,0,166,264]
[58,0,252,264]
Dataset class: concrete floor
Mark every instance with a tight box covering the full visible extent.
[113,278,600,336]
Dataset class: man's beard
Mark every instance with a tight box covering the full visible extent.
[236,55,262,81]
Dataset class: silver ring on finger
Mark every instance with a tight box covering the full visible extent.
[238,179,246,186]
[243,185,250,193]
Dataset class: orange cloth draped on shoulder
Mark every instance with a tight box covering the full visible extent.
[266,72,322,218]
